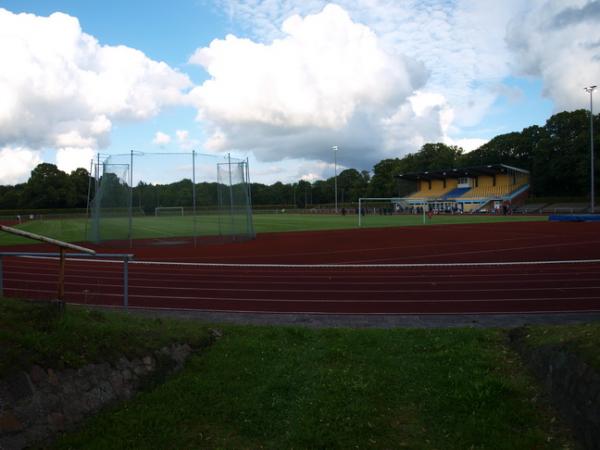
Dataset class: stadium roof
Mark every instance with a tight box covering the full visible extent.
[395,164,529,181]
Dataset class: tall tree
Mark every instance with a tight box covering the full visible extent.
[337,168,368,202]
[0,184,25,209]
[68,168,91,208]
[368,158,403,197]
[22,163,71,208]
[533,110,590,196]
[296,180,312,207]
[413,143,463,170]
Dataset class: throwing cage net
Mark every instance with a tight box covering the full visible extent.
[217,161,254,237]
[87,152,254,246]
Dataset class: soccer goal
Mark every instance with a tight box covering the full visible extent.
[155,206,184,217]
[358,197,427,226]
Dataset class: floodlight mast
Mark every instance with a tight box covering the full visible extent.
[332,145,339,213]
[585,85,597,213]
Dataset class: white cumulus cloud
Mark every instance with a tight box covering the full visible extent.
[189,4,441,169]
[176,130,190,143]
[0,8,192,183]
[175,129,199,149]
[55,147,96,174]
[191,4,416,128]
[0,147,43,185]
[195,1,546,172]
[507,0,600,111]
[215,0,524,129]
[153,131,172,146]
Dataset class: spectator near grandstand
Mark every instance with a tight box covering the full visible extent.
[395,164,529,213]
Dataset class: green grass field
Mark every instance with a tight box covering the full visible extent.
[0,212,547,246]
[0,299,575,449]
[0,298,213,377]
[54,324,572,449]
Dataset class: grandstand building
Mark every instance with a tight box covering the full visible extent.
[395,164,529,213]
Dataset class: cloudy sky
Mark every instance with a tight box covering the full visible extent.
[0,0,599,185]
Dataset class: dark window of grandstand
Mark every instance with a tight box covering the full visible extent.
[492,175,496,186]
[443,179,446,188]
[513,173,516,184]
[428,180,432,190]
[475,177,478,187]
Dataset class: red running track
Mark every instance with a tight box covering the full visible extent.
[2,221,600,314]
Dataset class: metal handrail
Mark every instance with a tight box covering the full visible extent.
[0,252,132,258]
[0,225,96,306]
[0,225,96,254]
[0,252,134,308]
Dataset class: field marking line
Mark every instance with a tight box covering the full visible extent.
[8,282,598,303]
[55,301,600,316]
[150,234,558,264]
[6,284,600,304]
[63,293,600,303]
[341,239,600,264]
[9,254,600,276]
[6,269,600,286]
[91,258,600,268]
[125,295,600,303]
[7,275,600,294]
[15,255,600,268]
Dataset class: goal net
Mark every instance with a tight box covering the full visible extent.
[87,152,254,246]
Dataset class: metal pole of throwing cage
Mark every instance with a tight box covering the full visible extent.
[192,150,197,247]
[332,146,338,214]
[123,256,129,309]
[84,158,93,240]
[57,248,66,311]
[358,198,362,227]
[228,153,235,235]
[585,86,597,213]
[129,149,134,247]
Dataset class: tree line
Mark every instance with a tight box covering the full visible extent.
[0,109,598,211]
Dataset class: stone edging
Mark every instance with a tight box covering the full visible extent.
[509,328,600,450]
[0,343,193,450]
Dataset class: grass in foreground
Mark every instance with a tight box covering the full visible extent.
[0,298,579,448]
[52,324,574,449]
[0,298,212,377]
[0,213,547,246]
[522,323,600,372]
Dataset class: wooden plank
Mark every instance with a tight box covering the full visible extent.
[0,225,95,254]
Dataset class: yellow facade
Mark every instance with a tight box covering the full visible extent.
[408,172,529,201]
[461,173,529,199]
[409,178,457,199]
